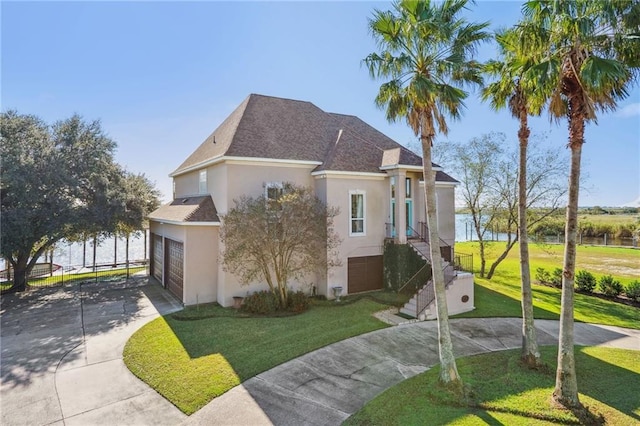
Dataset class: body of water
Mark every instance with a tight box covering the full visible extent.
[455,213,637,247]
[0,231,149,271]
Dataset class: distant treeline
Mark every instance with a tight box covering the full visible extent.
[469,208,640,238]
[531,216,639,238]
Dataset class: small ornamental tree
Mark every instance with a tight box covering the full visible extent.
[220,183,340,309]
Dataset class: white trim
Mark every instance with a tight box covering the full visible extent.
[170,156,322,177]
[349,190,366,237]
[150,218,221,227]
[420,180,459,187]
[312,170,386,180]
[379,164,443,172]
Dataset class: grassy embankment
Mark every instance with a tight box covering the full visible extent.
[453,241,640,328]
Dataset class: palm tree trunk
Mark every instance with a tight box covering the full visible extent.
[421,129,461,386]
[518,111,540,366]
[553,110,583,408]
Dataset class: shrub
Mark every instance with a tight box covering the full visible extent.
[575,270,597,293]
[598,275,624,297]
[241,290,279,315]
[287,291,310,313]
[625,280,640,302]
[550,268,563,288]
[535,267,551,285]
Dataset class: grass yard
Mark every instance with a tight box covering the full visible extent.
[123,297,391,414]
[453,242,640,329]
[345,346,640,425]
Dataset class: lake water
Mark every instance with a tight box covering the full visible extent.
[455,213,637,247]
[0,231,149,270]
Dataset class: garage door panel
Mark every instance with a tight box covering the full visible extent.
[151,234,163,283]
[165,239,184,301]
[348,255,383,294]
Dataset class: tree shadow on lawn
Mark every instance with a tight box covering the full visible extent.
[356,345,639,425]
[1,278,160,389]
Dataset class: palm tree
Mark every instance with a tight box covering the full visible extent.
[364,0,489,387]
[482,27,544,367]
[522,0,640,408]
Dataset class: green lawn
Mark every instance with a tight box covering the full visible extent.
[123,297,391,414]
[345,346,640,425]
[453,242,640,329]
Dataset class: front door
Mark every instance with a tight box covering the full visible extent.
[406,200,413,236]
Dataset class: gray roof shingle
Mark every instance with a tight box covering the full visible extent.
[148,196,219,223]
[171,94,450,179]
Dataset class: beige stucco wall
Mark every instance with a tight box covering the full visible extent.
[422,273,475,320]
[320,175,387,296]
[183,226,218,306]
[173,171,200,198]
[436,184,456,246]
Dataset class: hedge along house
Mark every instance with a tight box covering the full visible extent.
[148,94,474,318]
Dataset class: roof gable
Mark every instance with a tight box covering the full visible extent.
[171,93,442,177]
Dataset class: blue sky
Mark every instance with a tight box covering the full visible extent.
[3,1,639,206]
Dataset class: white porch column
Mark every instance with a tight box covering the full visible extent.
[395,170,407,244]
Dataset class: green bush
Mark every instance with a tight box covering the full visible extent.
[625,280,640,302]
[575,270,597,293]
[241,290,279,315]
[598,275,624,297]
[550,268,563,288]
[535,267,551,284]
[287,290,310,313]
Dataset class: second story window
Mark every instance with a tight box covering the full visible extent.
[199,170,207,194]
[350,190,366,236]
[265,182,284,209]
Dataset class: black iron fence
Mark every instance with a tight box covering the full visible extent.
[453,252,474,273]
[1,260,148,292]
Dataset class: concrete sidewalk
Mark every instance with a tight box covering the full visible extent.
[183,317,640,426]
[1,278,185,426]
[2,281,638,426]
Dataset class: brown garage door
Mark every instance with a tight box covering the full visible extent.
[151,234,163,283]
[348,255,383,294]
[165,239,184,301]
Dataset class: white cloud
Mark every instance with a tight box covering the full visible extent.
[617,102,640,118]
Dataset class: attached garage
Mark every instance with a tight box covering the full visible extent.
[348,255,383,294]
[148,195,220,306]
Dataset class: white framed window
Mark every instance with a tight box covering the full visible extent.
[349,190,366,236]
[198,170,207,194]
[265,182,284,209]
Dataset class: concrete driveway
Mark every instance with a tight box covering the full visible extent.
[2,279,639,426]
[1,277,185,426]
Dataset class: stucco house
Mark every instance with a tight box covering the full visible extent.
[148,94,474,319]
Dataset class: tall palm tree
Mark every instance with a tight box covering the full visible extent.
[482,28,544,367]
[364,0,489,386]
[522,0,640,408]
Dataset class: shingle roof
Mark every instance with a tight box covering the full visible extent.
[171,94,446,177]
[148,196,219,223]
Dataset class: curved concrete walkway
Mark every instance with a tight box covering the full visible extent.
[2,280,638,426]
[183,317,640,426]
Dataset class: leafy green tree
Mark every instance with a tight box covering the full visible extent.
[522,0,640,408]
[0,111,160,291]
[364,0,490,387]
[220,183,340,309]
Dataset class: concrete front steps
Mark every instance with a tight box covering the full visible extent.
[399,272,475,320]
[400,239,475,320]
